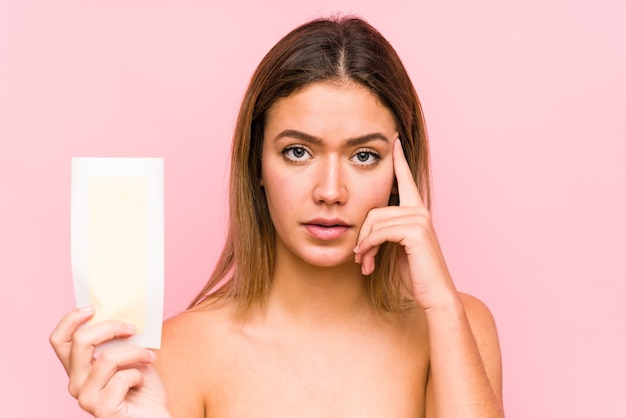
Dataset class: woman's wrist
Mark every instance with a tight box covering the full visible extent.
[421,289,465,319]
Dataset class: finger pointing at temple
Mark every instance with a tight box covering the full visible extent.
[393,138,424,208]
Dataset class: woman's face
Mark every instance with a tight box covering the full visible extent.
[261,81,398,269]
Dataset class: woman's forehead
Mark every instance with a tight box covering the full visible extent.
[264,82,397,141]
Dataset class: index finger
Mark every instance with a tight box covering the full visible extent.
[393,138,424,207]
[49,305,96,372]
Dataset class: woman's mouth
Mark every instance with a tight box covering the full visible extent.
[303,219,351,240]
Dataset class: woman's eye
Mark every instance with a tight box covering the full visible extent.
[350,150,381,166]
[282,146,312,162]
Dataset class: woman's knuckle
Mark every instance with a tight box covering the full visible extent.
[49,333,61,348]
[72,330,88,347]
[67,381,80,398]
[367,207,381,217]
[92,403,109,418]
[111,368,141,389]
[77,393,94,412]
[128,368,143,384]
[97,350,114,365]
[417,207,431,219]
[411,223,428,238]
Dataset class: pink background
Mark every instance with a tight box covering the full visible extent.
[1,1,624,417]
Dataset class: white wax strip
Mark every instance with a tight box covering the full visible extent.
[71,158,164,349]
[88,176,147,332]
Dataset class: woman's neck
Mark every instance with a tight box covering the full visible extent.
[264,251,370,328]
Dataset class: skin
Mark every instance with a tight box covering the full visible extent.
[50,81,504,417]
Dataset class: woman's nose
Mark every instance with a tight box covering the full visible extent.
[312,157,347,205]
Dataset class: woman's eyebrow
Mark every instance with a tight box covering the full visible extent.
[275,129,322,145]
[345,133,389,146]
[274,129,389,146]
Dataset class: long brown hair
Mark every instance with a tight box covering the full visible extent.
[189,15,430,313]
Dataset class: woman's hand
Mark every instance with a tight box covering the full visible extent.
[49,306,170,418]
[354,139,458,311]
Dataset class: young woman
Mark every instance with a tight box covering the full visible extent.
[51,16,504,417]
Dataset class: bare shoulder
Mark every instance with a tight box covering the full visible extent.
[154,298,234,418]
[458,293,499,333]
[458,292,503,399]
[458,293,501,351]
[161,299,231,343]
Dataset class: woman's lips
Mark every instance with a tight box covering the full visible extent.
[303,221,351,240]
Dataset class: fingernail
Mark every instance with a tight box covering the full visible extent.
[78,305,94,314]
[125,323,136,333]
[147,350,157,361]
[353,245,359,253]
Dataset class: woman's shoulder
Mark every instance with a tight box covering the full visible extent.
[161,296,237,348]
[157,296,248,375]
[457,292,503,389]
[457,292,499,336]
[154,297,237,417]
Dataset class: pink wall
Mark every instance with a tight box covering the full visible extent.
[1,1,624,416]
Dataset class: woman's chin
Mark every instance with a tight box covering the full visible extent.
[298,251,357,271]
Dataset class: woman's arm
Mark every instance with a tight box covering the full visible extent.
[424,293,503,417]
[355,139,504,417]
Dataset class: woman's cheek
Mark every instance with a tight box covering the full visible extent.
[363,167,395,206]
